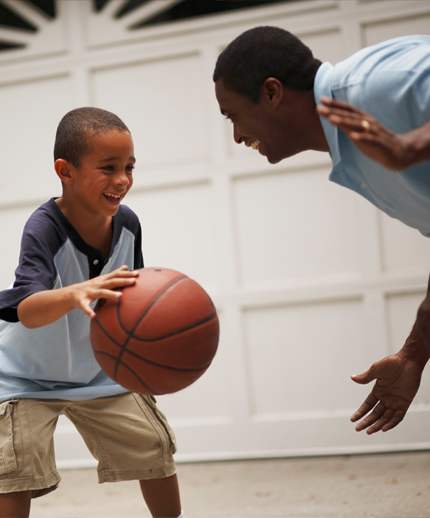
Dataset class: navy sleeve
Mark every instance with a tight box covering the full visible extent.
[0,206,63,322]
[119,204,144,270]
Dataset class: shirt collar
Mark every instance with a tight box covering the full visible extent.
[314,62,341,167]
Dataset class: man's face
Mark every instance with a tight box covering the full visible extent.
[215,78,313,164]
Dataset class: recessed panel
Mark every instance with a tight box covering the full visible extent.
[153,309,233,422]
[91,54,210,169]
[244,298,369,416]
[233,168,361,285]
[0,75,73,202]
[379,212,430,273]
[0,205,39,289]
[125,183,218,287]
[363,15,430,46]
[301,29,344,64]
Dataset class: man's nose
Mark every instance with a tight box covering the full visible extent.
[233,126,244,144]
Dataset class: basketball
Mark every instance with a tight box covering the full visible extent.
[90,267,220,395]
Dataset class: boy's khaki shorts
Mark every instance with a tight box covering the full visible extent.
[0,392,177,498]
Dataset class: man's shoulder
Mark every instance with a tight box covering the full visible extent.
[334,35,430,78]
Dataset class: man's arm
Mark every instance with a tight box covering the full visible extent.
[17,265,138,328]
[317,97,430,171]
[351,278,430,434]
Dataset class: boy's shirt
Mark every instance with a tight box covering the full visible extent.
[0,198,143,402]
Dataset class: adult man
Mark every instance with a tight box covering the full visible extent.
[214,26,430,435]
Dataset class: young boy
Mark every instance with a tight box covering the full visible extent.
[0,107,183,518]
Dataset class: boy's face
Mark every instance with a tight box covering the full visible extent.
[70,129,135,218]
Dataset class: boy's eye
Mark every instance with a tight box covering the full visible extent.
[101,166,114,172]
[126,165,134,175]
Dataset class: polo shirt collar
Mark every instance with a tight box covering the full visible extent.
[314,62,341,167]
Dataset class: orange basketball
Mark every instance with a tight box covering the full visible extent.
[90,267,219,395]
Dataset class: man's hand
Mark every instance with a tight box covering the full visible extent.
[317,97,430,171]
[350,353,423,434]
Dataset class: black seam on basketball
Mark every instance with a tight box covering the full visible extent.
[124,312,218,342]
[122,347,211,372]
[113,275,188,377]
[118,275,188,336]
[93,316,124,350]
[94,350,161,395]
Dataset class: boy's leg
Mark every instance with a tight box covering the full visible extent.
[0,399,64,517]
[65,393,181,517]
[0,490,31,518]
[139,473,181,518]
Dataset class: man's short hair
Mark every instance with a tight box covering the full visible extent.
[213,26,322,102]
[54,107,130,167]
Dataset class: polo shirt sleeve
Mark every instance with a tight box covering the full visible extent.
[0,209,60,322]
[119,204,144,271]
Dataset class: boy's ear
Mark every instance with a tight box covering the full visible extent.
[262,77,283,108]
[54,159,74,184]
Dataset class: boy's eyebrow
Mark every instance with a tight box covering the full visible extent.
[98,156,136,163]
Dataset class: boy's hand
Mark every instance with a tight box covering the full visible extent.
[17,265,138,328]
[70,265,138,319]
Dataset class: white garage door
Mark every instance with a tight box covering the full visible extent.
[0,0,430,468]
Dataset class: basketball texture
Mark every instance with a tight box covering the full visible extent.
[90,267,219,395]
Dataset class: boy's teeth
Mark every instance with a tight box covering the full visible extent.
[105,193,120,199]
[251,140,260,150]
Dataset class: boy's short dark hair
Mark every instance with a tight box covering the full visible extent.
[213,26,322,103]
[54,107,130,168]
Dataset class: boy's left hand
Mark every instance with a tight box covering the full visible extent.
[73,265,138,319]
[17,265,138,328]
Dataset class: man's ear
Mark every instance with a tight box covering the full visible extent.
[262,77,283,107]
[54,159,74,184]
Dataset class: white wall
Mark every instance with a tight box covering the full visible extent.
[0,0,430,468]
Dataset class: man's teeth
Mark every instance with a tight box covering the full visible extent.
[251,140,260,150]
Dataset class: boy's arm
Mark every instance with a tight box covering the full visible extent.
[317,97,430,171]
[17,265,138,328]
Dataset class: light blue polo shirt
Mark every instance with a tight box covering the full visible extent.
[314,35,430,236]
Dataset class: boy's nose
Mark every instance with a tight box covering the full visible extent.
[115,170,130,186]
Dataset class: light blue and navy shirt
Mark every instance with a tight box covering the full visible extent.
[314,35,430,236]
[0,198,143,402]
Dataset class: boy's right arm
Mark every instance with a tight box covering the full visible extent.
[17,265,138,328]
